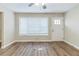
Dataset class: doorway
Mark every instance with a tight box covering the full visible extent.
[51,16,64,41]
[0,12,3,48]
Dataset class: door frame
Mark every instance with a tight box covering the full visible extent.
[0,12,4,49]
[50,16,64,41]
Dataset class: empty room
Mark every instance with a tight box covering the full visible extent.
[0,3,79,56]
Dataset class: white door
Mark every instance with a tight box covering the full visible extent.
[51,17,64,41]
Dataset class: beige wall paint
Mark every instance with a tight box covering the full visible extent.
[65,5,79,47]
[15,13,64,41]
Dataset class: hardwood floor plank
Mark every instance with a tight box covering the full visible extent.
[0,43,17,55]
[48,43,57,56]
[56,42,79,56]
[12,43,25,56]
[23,43,33,56]
[0,42,78,56]
[48,42,71,56]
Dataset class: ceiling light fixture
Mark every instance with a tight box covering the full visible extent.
[28,3,47,9]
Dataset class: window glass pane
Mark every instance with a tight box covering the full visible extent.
[19,17,48,36]
[54,19,60,25]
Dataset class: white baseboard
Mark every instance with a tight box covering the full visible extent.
[1,40,15,49]
[15,40,64,42]
[64,40,79,50]
[15,40,54,42]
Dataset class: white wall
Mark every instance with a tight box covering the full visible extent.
[65,5,79,48]
[15,13,64,42]
[0,4,15,48]
[3,10,15,48]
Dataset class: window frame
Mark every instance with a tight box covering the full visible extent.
[18,16,49,36]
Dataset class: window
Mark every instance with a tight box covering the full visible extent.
[19,17,48,36]
[54,19,60,24]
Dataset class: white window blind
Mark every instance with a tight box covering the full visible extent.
[19,17,48,36]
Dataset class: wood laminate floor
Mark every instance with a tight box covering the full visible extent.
[0,42,79,56]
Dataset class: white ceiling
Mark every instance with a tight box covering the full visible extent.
[1,3,78,13]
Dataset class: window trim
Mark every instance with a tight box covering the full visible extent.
[18,16,49,36]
